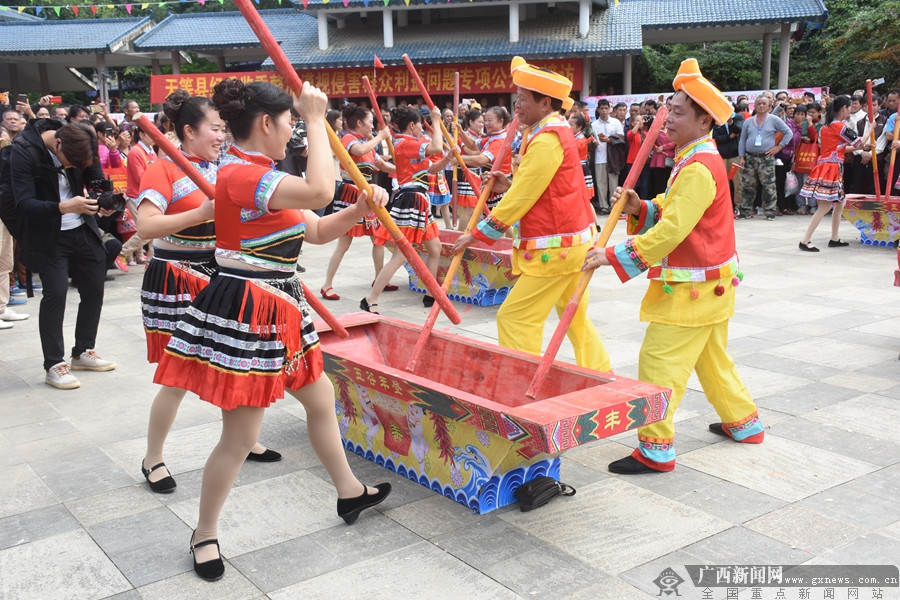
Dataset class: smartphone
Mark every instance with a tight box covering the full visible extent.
[50,95,63,104]
[90,104,104,114]
[17,94,28,106]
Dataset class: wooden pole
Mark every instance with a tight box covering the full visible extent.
[402,54,484,200]
[361,75,396,164]
[451,72,460,228]
[131,114,350,339]
[525,106,669,399]
[232,0,460,325]
[405,115,520,372]
[866,80,882,201]
[885,104,900,200]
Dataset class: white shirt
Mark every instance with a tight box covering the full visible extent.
[51,152,83,231]
[591,116,624,164]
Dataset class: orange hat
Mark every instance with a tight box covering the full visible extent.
[511,56,572,103]
[672,58,732,126]
[562,97,574,111]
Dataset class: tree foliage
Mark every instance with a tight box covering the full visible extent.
[633,0,900,95]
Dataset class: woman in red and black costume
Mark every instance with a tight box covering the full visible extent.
[454,109,485,224]
[135,90,281,496]
[154,79,391,582]
[459,106,513,228]
[320,102,396,301]
[361,105,452,312]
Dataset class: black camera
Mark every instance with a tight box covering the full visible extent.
[87,179,126,212]
[287,120,308,152]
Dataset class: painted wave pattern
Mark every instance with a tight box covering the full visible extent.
[342,438,560,514]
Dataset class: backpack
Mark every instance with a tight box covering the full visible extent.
[0,135,43,239]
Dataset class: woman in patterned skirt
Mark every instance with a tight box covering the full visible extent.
[154,79,391,581]
[361,105,452,312]
[459,106,513,229]
[320,103,396,300]
[136,90,280,496]
[799,95,865,252]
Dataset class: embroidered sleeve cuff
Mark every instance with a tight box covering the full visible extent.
[254,170,290,213]
[606,239,649,283]
[627,200,659,235]
[474,214,508,244]
[138,189,169,213]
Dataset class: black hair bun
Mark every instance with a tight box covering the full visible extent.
[163,89,190,123]
[213,78,247,121]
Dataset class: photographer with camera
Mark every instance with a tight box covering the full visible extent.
[5,118,116,389]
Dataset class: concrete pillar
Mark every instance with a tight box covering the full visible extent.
[777,23,791,90]
[383,9,394,48]
[337,17,346,29]
[397,10,407,27]
[578,0,590,38]
[318,12,328,50]
[96,53,109,104]
[582,57,592,98]
[171,51,181,75]
[509,2,519,42]
[217,54,226,72]
[422,9,431,25]
[7,63,18,99]
[151,58,161,76]
[39,63,50,94]
[761,32,772,89]
[622,54,633,95]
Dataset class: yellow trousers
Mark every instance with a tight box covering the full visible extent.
[634,319,763,469]
[497,270,611,372]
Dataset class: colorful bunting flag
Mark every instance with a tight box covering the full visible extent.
[90,4,97,14]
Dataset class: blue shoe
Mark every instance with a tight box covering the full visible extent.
[9,286,25,296]
[31,282,42,292]
[8,297,26,306]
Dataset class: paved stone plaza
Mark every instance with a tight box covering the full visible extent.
[0,214,898,600]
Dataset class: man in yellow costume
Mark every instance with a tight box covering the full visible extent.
[583,59,764,474]
[452,57,611,373]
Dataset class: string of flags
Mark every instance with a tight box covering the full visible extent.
[0,0,587,15]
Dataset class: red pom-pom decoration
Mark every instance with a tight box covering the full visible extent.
[714,284,725,296]
[690,288,700,300]
[523,252,533,260]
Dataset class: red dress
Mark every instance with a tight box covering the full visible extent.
[799,121,859,204]
[373,133,439,246]
[154,145,323,410]
[336,131,380,237]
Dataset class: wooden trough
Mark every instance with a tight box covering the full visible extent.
[402,229,519,306]
[843,194,900,247]
[319,313,671,514]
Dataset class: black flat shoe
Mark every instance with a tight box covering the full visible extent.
[828,239,850,247]
[708,423,730,438]
[141,460,176,494]
[608,455,659,475]
[422,295,435,308]
[359,298,380,314]
[798,241,819,252]
[190,531,225,582]
[246,448,282,463]
[337,482,392,525]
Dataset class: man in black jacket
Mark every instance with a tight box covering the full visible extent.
[713,111,744,214]
[7,119,116,389]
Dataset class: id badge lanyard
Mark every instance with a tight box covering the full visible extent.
[754,113,768,147]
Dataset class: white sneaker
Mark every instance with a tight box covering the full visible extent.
[0,307,29,321]
[45,362,81,389]
[0,320,13,330]
[71,349,116,372]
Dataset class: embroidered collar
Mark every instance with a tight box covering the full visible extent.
[167,149,213,170]
[524,112,562,146]
[666,133,717,189]
[229,143,276,169]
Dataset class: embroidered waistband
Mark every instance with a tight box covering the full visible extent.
[647,254,740,283]
[513,224,596,250]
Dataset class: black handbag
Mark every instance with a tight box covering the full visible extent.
[514,476,576,512]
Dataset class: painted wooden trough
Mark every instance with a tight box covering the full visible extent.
[402,229,518,306]
[843,194,900,247]
[318,313,671,514]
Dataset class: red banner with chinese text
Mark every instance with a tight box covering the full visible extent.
[150,60,583,103]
